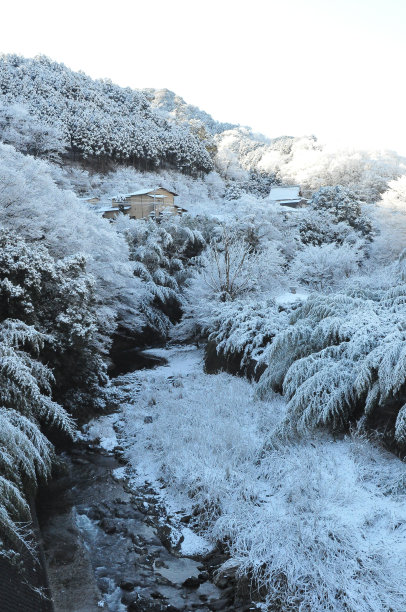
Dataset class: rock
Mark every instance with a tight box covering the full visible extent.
[113,504,135,519]
[99,518,117,535]
[86,506,104,521]
[119,578,136,591]
[154,557,201,586]
[208,599,230,611]
[182,576,200,589]
[214,576,229,589]
[127,598,164,611]
[121,591,139,606]
[97,577,111,593]
[180,515,192,524]
[213,558,240,588]
[51,541,78,565]
[144,416,153,424]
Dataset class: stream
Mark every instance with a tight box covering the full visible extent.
[37,348,259,612]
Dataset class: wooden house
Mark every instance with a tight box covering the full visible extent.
[103,187,182,220]
[269,185,307,210]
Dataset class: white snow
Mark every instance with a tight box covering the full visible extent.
[112,467,126,481]
[113,347,406,611]
[84,414,119,451]
[180,527,213,556]
[274,291,308,306]
[142,345,204,377]
[269,185,301,201]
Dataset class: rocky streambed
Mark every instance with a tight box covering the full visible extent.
[37,349,260,612]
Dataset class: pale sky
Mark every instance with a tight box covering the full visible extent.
[2,0,406,154]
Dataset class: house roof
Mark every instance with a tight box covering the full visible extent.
[269,185,301,201]
[113,187,178,200]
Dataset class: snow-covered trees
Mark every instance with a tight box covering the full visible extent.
[299,186,372,246]
[0,319,73,554]
[371,175,406,265]
[213,129,406,200]
[289,242,360,291]
[116,215,206,339]
[0,229,104,409]
[176,226,286,346]
[0,143,145,340]
[0,55,213,174]
[0,101,67,161]
[258,281,406,445]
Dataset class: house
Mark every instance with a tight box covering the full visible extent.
[269,185,307,210]
[103,187,182,220]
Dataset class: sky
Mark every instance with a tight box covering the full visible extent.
[2,0,406,154]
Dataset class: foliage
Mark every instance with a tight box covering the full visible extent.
[258,282,406,443]
[299,186,373,246]
[175,226,286,344]
[0,229,106,410]
[0,101,67,161]
[113,361,406,612]
[0,319,73,551]
[371,175,406,265]
[0,142,145,338]
[116,215,206,338]
[0,55,213,174]
[213,130,406,199]
[289,242,361,291]
[206,298,288,368]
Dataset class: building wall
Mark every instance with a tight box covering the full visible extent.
[111,189,177,220]
[105,189,180,220]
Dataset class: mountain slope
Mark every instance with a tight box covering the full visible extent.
[0,55,213,173]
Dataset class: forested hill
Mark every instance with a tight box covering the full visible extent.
[142,87,238,135]
[0,55,213,173]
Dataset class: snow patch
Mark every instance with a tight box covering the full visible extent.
[180,527,213,556]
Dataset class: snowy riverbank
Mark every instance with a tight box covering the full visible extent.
[88,345,406,611]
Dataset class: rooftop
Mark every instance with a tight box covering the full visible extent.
[113,187,178,201]
[269,185,301,201]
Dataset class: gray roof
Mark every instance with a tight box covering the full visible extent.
[113,187,178,200]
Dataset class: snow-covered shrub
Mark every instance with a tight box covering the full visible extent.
[0,143,145,338]
[118,364,406,611]
[299,186,373,247]
[0,230,105,410]
[206,299,288,369]
[195,228,283,301]
[0,319,73,553]
[370,175,406,265]
[0,101,67,161]
[289,242,360,291]
[176,227,286,345]
[258,282,406,443]
[183,297,290,377]
[116,215,206,339]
